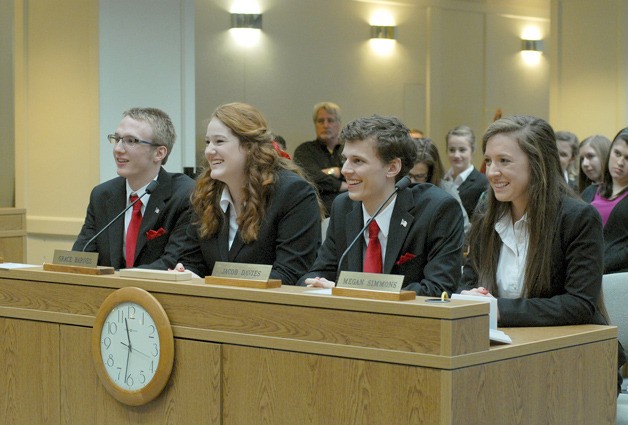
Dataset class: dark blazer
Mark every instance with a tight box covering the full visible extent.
[460,195,606,327]
[582,185,628,274]
[298,183,464,296]
[457,167,488,219]
[178,170,321,285]
[73,167,195,270]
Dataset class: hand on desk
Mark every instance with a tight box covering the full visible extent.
[170,263,201,279]
[460,287,500,320]
[305,276,335,288]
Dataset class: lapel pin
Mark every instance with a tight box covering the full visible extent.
[154,208,160,214]
[401,219,407,227]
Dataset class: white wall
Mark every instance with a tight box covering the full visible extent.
[195,0,551,167]
[99,0,196,181]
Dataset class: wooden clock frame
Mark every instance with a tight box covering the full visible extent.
[91,286,175,406]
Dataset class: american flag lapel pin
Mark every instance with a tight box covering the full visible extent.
[401,219,407,227]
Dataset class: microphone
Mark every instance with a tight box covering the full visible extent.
[82,180,159,252]
[335,176,411,281]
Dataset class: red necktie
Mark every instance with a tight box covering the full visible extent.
[126,194,142,268]
[363,220,382,273]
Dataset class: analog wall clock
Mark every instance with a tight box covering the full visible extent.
[92,286,174,406]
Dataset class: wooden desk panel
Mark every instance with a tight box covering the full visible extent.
[0,208,26,263]
[0,269,618,425]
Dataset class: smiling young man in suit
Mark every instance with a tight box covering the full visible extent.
[73,107,195,270]
[299,115,464,296]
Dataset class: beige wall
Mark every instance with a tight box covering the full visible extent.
[13,0,99,263]
[550,0,628,140]
[6,0,627,264]
[0,0,15,207]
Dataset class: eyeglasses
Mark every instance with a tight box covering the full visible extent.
[408,173,428,183]
[107,134,160,148]
[315,118,337,125]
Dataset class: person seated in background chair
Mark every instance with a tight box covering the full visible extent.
[443,125,489,220]
[409,137,470,235]
[174,102,321,285]
[582,127,628,274]
[457,115,625,393]
[73,107,195,270]
[555,130,579,190]
[578,134,611,193]
[299,115,464,296]
[293,102,348,216]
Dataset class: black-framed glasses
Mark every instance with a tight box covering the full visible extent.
[107,134,160,148]
[408,173,428,183]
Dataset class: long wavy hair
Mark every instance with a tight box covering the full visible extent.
[468,115,573,298]
[191,102,310,243]
[598,127,628,199]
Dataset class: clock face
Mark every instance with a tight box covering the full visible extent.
[99,301,161,391]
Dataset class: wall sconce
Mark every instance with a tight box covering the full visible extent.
[230,13,262,29]
[521,39,543,52]
[370,25,396,40]
[520,39,543,65]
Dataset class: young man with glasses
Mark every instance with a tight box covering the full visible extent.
[73,107,195,270]
[294,102,348,216]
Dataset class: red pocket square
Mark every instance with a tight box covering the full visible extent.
[395,252,416,266]
[146,228,166,241]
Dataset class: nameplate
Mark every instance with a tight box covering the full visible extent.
[336,271,404,293]
[53,250,99,268]
[211,261,272,281]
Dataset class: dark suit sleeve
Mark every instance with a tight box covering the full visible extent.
[293,143,342,193]
[602,198,628,274]
[268,177,322,285]
[72,188,99,252]
[176,221,210,277]
[497,203,604,327]
[402,195,464,296]
[297,199,343,285]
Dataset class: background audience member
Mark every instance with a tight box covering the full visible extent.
[293,102,347,216]
[73,107,195,270]
[299,115,464,296]
[555,130,579,190]
[444,125,488,219]
[409,128,425,139]
[176,102,321,284]
[410,137,469,234]
[460,115,624,393]
[582,127,628,274]
[578,134,611,193]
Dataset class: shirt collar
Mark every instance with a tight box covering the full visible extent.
[220,187,236,214]
[361,196,396,238]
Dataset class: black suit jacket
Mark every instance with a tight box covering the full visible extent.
[457,167,488,219]
[460,195,606,327]
[178,170,321,285]
[73,167,195,270]
[298,183,464,296]
[582,186,628,274]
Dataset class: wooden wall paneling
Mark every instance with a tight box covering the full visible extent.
[221,345,442,425]
[0,318,60,425]
[60,325,222,424]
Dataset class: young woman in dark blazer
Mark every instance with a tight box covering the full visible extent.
[582,127,628,274]
[175,103,322,284]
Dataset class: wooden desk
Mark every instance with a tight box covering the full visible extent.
[0,268,618,424]
[0,208,26,263]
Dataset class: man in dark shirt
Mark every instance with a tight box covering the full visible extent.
[293,102,347,215]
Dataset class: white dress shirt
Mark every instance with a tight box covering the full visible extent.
[494,211,529,299]
[361,197,397,267]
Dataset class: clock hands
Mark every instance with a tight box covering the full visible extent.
[120,341,151,360]
[124,318,131,383]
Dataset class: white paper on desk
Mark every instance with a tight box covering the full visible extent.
[0,263,39,270]
[451,294,512,344]
[451,293,497,329]
[303,288,333,295]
